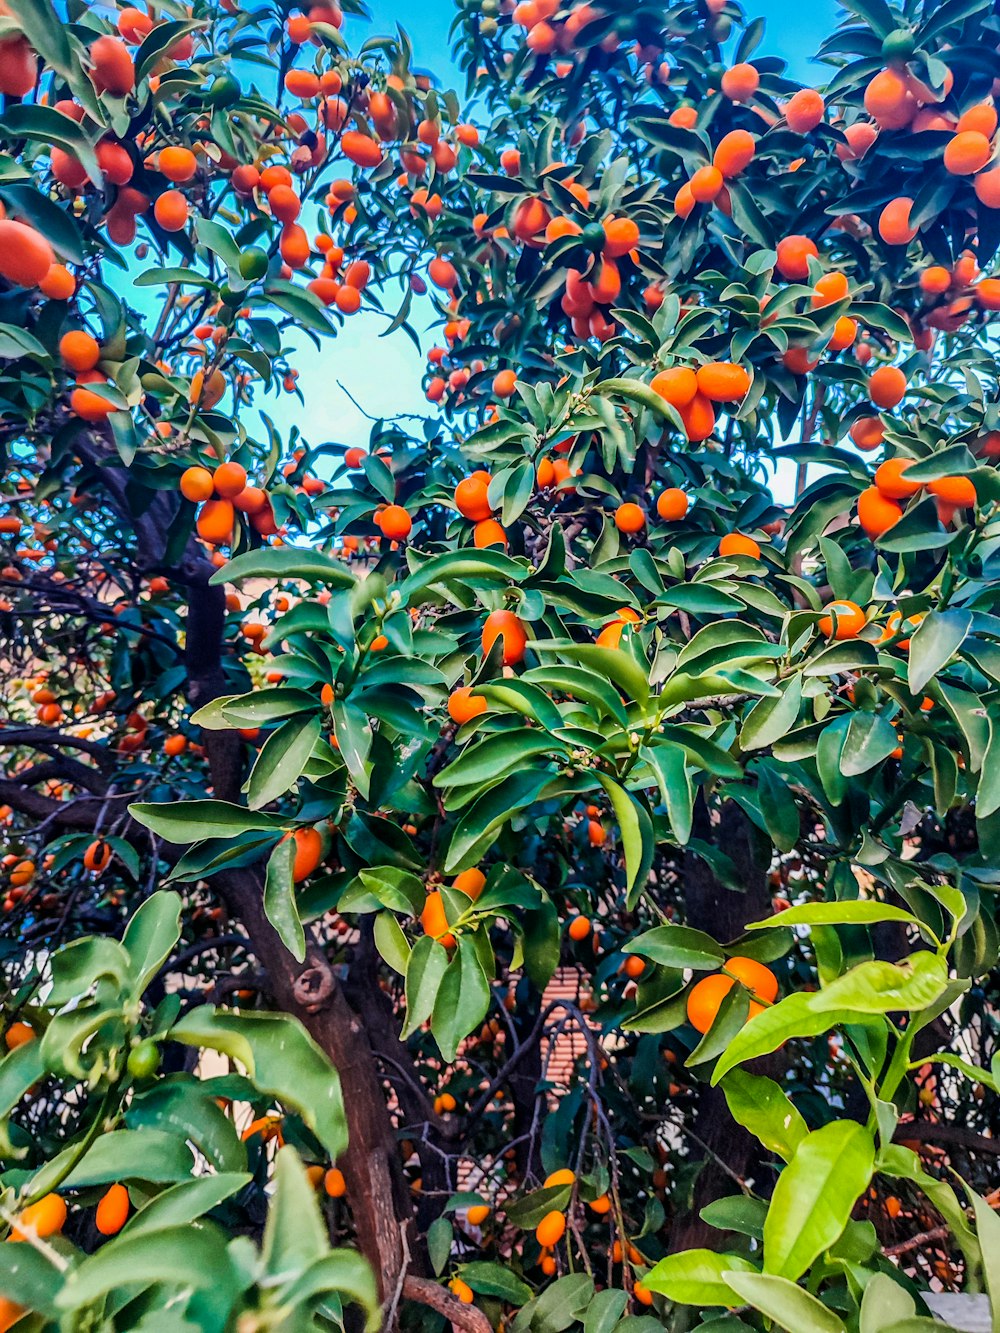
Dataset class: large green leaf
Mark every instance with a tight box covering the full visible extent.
[907,609,972,695]
[55,1225,234,1310]
[246,714,322,810]
[431,936,491,1061]
[130,800,284,843]
[643,1249,757,1306]
[763,1121,874,1279]
[625,924,723,970]
[722,1271,847,1333]
[60,1128,195,1187]
[721,1069,807,1162]
[171,1008,346,1159]
[264,836,306,963]
[122,891,182,995]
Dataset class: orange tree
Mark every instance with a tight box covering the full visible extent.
[3,0,1000,1328]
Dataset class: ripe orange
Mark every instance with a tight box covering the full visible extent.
[493,369,517,397]
[679,390,716,441]
[775,234,818,281]
[159,145,197,182]
[213,461,248,498]
[474,518,507,548]
[59,330,101,373]
[875,458,920,500]
[864,68,914,130]
[651,366,698,407]
[920,265,951,295]
[290,826,324,881]
[11,1192,67,1241]
[420,891,455,949]
[857,487,903,538]
[4,1021,34,1050]
[868,365,906,408]
[878,197,916,246]
[603,216,640,257]
[83,839,112,872]
[535,1209,566,1248]
[689,164,723,203]
[686,973,735,1033]
[614,502,645,534]
[719,533,760,558]
[482,609,527,665]
[324,1167,347,1197]
[713,129,755,178]
[568,915,591,941]
[180,466,214,502]
[818,599,866,639]
[153,189,189,232]
[812,271,849,307]
[726,956,778,1002]
[943,130,991,175]
[95,1183,130,1236]
[928,475,976,507]
[696,362,750,402]
[448,686,487,725]
[455,471,493,521]
[89,35,135,96]
[656,488,689,521]
[850,416,885,451]
[196,498,234,545]
[467,1204,490,1226]
[720,62,759,103]
[453,868,486,900]
[785,88,825,133]
[0,220,54,287]
[379,505,412,540]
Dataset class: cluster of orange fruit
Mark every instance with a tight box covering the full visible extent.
[858,454,977,539]
[179,461,279,547]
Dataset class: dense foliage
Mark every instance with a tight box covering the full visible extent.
[2,0,1000,1329]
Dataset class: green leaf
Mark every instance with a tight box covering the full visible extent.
[641,742,693,844]
[907,609,972,695]
[750,902,923,932]
[122,891,182,995]
[432,936,491,1062]
[1,103,102,185]
[722,1272,847,1333]
[0,1240,63,1314]
[811,953,948,1016]
[711,993,867,1083]
[262,1146,328,1278]
[402,935,450,1039]
[963,1183,1000,1332]
[171,1008,347,1159]
[436,728,565,789]
[264,836,306,963]
[597,776,655,907]
[763,1121,874,1279]
[626,924,723,970]
[427,1216,453,1276]
[583,1288,629,1333]
[136,18,206,81]
[721,1069,807,1162]
[740,676,802,751]
[841,711,900,776]
[56,1224,234,1310]
[374,911,411,974]
[210,546,355,588]
[61,1128,195,1186]
[126,1082,245,1174]
[129,800,284,843]
[246,714,321,810]
[643,1250,757,1306]
[594,376,671,418]
[122,1173,251,1238]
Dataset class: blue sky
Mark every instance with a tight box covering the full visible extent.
[285,0,842,472]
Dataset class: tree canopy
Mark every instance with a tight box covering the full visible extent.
[2,0,1000,1329]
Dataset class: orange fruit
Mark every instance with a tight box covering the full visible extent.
[775,234,818,281]
[213,461,248,498]
[689,164,723,203]
[850,416,885,451]
[864,68,914,130]
[944,130,991,175]
[920,265,951,295]
[679,390,716,441]
[878,197,916,246]
[875,458,920,500]
[153,189,189,231]
[4,1021,34,1050]
[975,166,1000,208]
[719,533,760,558]
[957,103,998,137]
[696,362,750,402]
[928,476,976,507]
[453,868,486,900]
[686,973,735,1033]
[785,88,825,133]
[614,502,645,533]
[857,487,903,537]
[0,220,54,287]
[289,826,323,882]
[159,145,197,182]
[818,599,866,639]
[420,891,455,948]
[95,1183,130,1236]
[568,915,591,941]
[535,1209,566,1248]
[656,488,689,521]
[11,1192,67,1241]
[474,518,507,548]
[455,471,493,521]
[482,609,527,665]
[493,369,517,397]
[713,129,755,178]
[59,330,101,373]
[726,956,778,1002]
[379,505,412,540]
[180,465,214,502]
[448,686,487,725]
[196,498,234,545]
[89,35,135,96]
[467,1204,490,1226]
[324,1167,346,1197]
[720,62,759,103]
[650,366,698,407]
[868,365,907,408]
